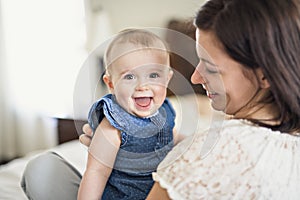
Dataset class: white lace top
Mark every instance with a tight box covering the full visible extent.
[153,119,300,200]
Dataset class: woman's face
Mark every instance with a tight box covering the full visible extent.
[191,29,260,115]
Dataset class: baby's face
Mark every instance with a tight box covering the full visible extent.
[106,50,172,118]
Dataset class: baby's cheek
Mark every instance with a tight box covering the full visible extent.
[154,89,167,105]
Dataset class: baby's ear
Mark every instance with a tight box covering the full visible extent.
[255,68,270,89]
[103,74,114,93]
[167,69,174,83]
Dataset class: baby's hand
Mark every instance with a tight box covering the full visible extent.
[79,124,93,147]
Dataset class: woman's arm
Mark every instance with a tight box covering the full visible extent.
[78,118,121,199]
[146,182,171,200]
[173,128,185,145]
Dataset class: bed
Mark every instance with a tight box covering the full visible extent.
[0,94,213,200]
[0,140,88,200]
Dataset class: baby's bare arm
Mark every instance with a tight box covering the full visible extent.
[78,118,121,199]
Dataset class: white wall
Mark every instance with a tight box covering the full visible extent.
[98,0,203,32]
[84,0,205,51]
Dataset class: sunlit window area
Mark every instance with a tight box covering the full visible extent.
[0,0,87,159]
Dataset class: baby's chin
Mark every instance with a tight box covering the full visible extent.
[129,107,158,118]
[131,110,154,118]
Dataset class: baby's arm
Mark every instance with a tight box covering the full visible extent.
[78,117,121,200]
[173,129,185,145]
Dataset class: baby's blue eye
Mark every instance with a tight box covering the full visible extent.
[149,73,159,78]
[124,74,135,80]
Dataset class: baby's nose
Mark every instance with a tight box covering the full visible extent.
[135,80,149,91]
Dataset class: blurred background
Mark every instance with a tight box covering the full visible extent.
[0,0,205,163]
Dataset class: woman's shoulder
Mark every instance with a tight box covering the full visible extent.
[219,119,299,146]
[154,119,300,199]
[159,119,299,164]
[202,119,300,161]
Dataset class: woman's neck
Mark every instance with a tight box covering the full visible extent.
[233,102,280,125]
[233,88,280,125]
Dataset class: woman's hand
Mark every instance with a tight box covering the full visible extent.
[79,124,93,147]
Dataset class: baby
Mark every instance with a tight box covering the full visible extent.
[78,29,182,200]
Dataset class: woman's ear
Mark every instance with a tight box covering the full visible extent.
[103,74,114,93]
[255,68,270,89]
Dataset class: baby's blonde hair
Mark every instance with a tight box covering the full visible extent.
[104,28,169,75]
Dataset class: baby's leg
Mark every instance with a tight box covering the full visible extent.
[21,152,82,200]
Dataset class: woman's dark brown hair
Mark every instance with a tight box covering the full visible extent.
[195,0,300,134]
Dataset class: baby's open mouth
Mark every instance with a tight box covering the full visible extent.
[134,97,152,107]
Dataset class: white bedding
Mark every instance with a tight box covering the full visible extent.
[0,141,88,200]
[0,94,213,200]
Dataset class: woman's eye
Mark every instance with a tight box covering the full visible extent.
[124,74,135,80]
[149,73,159,78]
[205,67,218,74]
[200,58,218,74]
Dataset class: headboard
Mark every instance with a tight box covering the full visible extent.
[56,118,87,144]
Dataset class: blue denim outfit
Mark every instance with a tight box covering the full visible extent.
[88,94,175,200]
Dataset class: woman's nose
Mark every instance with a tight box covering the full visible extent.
[191,64,205,84]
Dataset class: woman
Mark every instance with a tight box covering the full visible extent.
[22,0,300,199]
[147,0,300,199]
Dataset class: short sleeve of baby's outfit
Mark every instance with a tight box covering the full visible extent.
[87,94,124,132]
[152,119,300,200]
